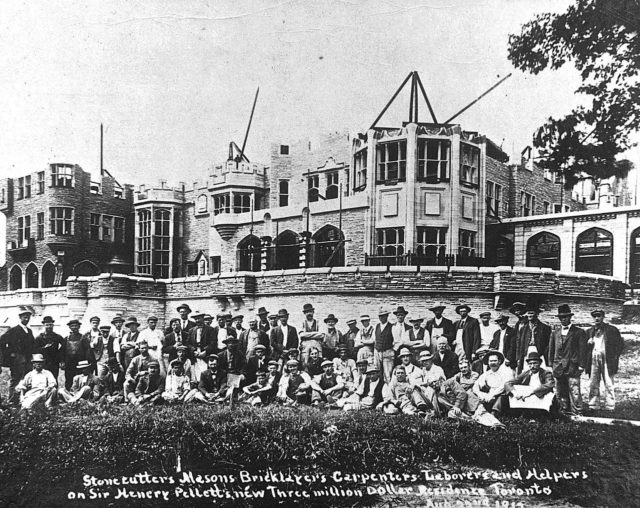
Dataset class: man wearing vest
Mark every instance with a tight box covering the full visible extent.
[373,308,395,383]
[585,310,624,411]
[425,303,455,349]
[354,314,375,362]
[354,365,385,410]
[299,303,324,369]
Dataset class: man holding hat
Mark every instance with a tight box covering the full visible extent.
[425,304,455,346]
[506,351,556,416]
[374,307,395,383]
[299,303,325,369]
[61,319,94,391]
[34,316,63,381]
[0,306,35,405]
[515,304,551,374]
[354,314,374,362]
[15,353,58,410]
[270,309,298,362]
[549,304,587,415]
[490,315,517,371]
[119,317,141,370]
[257,307,271,333]
[585,310,624,411]
[453,304,481,363]
[473,350,513,416]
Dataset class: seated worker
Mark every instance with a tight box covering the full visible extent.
[452,359,479,393]
[432,336,460,379]
[409,351,445,416]
[124,340,153,400]
[240,370,274,406]
[162,359,192,404]
[348,359,369,394]
[311,360,345,405]
[16,353,58,410]
[344,365,385,411]
[129,360,165,405]
[380,365,417,415]
[276,359,313,405]
[191,354,227,404]
[305,347,325,378]
[473,351,513,417]
[97,357,125,405]
[437,375,506,428]
[332,346,356,385]
[505,351,556,417]
[245,344,269,385]
[59,360,100,404]
[397,347,419,379]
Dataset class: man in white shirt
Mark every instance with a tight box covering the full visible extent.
[83,316,103,375]
[409,351,445,415]
[473,351,513,416]
[137,316,166,373]
[479,312,499,348]
[110,316,125,360]
[354,315,374,362]
[392,306,411,346]
[16,353,57,410]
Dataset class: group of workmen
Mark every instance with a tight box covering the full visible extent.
[0,300,624,426]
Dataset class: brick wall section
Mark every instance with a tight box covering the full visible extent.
[485,156,511,224]
[0,165,134,290]
[182,202,210,270]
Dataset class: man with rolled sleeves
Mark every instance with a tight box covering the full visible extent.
[0,306,36,405]
[373,308,395,383]
[586,310,624,411]
[354,314,375,362]
[61,319,94,391]
[34,316,63,381]
[490,314,517,371]
[425,303,455,348]
[515,305,551,374]
[549,304,587,415]
[452,304,481,363]
[16,353,58,410]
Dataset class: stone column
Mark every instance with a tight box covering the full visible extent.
[405,123,418,256]
[260,236,272,271]
[299,231,311,268]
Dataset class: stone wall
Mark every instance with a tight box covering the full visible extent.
[0,266,625,334]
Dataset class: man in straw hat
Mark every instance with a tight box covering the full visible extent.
[0,306,35,405]
[15,353,58,410]
[59,359,100,404]
[409,351,445,416]
[585,310,624,411]
[34,316,63,381]
[549,304,587,415]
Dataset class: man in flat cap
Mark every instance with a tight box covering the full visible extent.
[311,360,345,405]
[277,359,313,405]
[109,316,126,363]
[0,307,35,405]
[515,304,551,374]
[119,317,141,371]
[83,316,103,376]
[479,311,499,348]
[490,314,517,372]
[130,360,165,405]
[15,353,58,410]
[61,319,94,391]
[354,314,375,362]
[549,304,587,415]
[374,308,395,383]
[341,318,358,359]
[241,370,274,406]
[299,303,324,369]
[162,359,192,404]
[270,309,298,362]
[453,304,481,363]
[425,303,455,347]
[34,316,63,381]
[585,310,624,411]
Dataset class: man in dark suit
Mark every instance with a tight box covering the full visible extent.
[490,314,517,370]
[245,344,268,385]
[0,306,35,405]
[425,303,455,348]
[174,304,196,336]
[515,305,551,374]
[585,310,624,411]
[270,309,299,361]
[432,336,459,379]
[505,351,556,417]
[452,304,481,363]
[257,307,271,333]
[549,304,587,415]
[186,312,218,362]
[34,315,63,381]
[162,318,184,363]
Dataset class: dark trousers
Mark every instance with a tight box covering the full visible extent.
[8,362,27,405]
[65,364,81,390]
[45,363,59,382]
[481,394,507,415]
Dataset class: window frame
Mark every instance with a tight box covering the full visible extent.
[376,140,407,184]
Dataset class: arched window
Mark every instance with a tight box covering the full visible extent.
[42,260,56,288]
[576,227,613,276]
[630,228,640,286]
[26,263,39,288]
[237,235,262,272]
[312,225,345,267]
[73,260,99,277]
[274,230,299,270]
[9,265,22,290]
[196,194,208,213]
[526,232,560,270]
[198,256,207,275]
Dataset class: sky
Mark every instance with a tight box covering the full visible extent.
[0,0,614,188]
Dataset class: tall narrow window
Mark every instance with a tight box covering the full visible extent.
[24,176,31,198]
[137,210,152,274]
[18,216,31,245]
[90,214,101,240]
[416,227,447,259]
[37,171,45,194]
[213,194,230,215]
[102,215,113,242]
[460,144,480,186]
[154,209,171,278]
[418,139,450,182]
[520,192,535,216]
[233,193,251,213]
[486,181,502,217]
[36,212,44,240]
[17,178,24,200]
[308,175,320,202]
[353,148,367,191]
[459,230,476,258]
[279,180,289,207]
[377,141,406,183]
[114,217,124,243]
[326,172,339,199]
